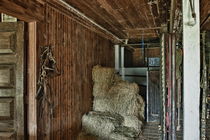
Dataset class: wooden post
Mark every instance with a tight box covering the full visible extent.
[183,0,200,139]
[27,22,37,140]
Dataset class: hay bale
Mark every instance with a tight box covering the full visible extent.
[93,90,145,120]
[82,111,123,139]
[109,133,134,140]
[77,131,98,140]
[113,74,123,83]
[92,65,116,97]
[92,65,115,83]
[113,126,139,138]
[109,81,139,95]
[92,83,110,97]
[93,96,114,112]
[122,115,143,133]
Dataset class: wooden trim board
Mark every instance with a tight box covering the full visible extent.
[27,22,37,140]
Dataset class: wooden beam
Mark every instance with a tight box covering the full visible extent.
[183,0,200,139]
[0,0,45,22]
[49,0,123,43]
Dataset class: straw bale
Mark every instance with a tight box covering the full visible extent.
[92,83,110,97]
[93,92,145,120]
[122,115,143,133]
[109,81,139,95]
[92,65,115,83]
[109,132,134,140]
[113,126,139,138]
[82,111,123,139]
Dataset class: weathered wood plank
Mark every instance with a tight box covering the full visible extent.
[37,5,114,139]
[0,0,45,22]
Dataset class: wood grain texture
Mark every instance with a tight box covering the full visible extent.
[27,22,37,140]
[64,0,170,39]
[37,4,114,140]
[201,0,210,30]
[0,0,45,22]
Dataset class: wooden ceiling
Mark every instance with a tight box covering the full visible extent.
[64,0,170,40]
[201,0,210,30]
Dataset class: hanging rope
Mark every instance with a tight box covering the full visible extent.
[187,0,196,26]
[189,0,196,18]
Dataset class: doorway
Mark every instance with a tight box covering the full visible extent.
[0,13,37,140]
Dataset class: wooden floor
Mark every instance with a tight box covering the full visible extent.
[138,122,183,140]
[206,119,210,139]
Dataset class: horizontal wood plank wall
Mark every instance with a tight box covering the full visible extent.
[37,4,114,140]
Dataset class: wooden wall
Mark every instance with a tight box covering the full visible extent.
[37,4,114,140]
[0,0,114,139]
[132,47,160,67]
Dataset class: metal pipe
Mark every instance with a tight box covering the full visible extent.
[176,78,181,131]
[171,34,176,140]
[146,70,149,122]
[168,34,172,140]
[115,45,120,72]
[121,47,125,80]
[121,43,160,47]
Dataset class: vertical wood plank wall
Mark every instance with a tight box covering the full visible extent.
[37,4,114,140]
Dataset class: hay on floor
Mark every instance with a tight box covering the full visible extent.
[82,111,122,139]
[82,65,145,139]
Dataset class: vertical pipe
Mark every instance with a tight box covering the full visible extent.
[115,44,120,72]
[177,78,181,131]
[171,34,176,140]
[168,35,172,140]
[183,0,200,139]
[146,70,149,122]
[161,33,167,140]
[201,32,207,140]
[121,47,125,80]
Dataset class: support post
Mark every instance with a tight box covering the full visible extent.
[114,44,120,72]
[171,34,176,140]
[183,0,200,139]
[121,47,125,80]
[201,32,207,140]
[160,33,167,140]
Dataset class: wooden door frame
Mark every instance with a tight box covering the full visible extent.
[27,22,37,140]
[0,15,37,139]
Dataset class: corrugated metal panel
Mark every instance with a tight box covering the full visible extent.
[37,4,114,140]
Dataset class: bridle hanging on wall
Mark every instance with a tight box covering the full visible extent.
[36,46,60,118]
